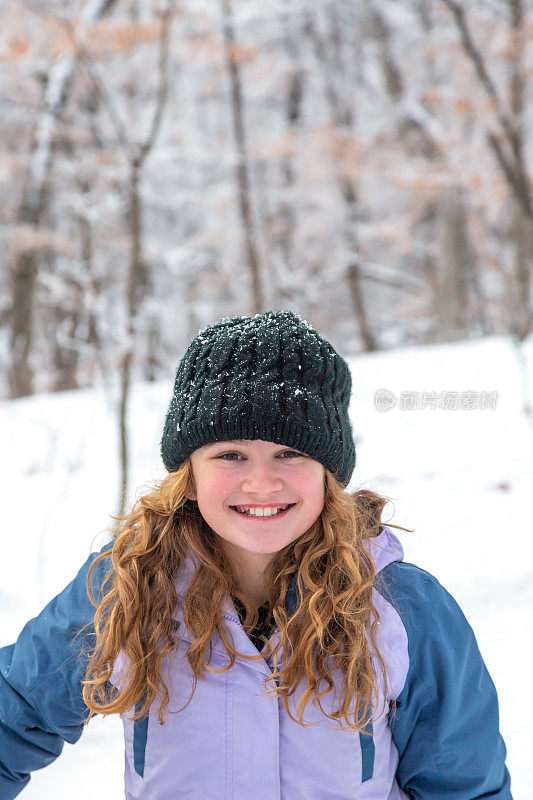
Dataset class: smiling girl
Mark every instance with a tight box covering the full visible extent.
[187,438,327,608]
[0,310,512,799]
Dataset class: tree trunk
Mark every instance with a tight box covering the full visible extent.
[114,1,174,517]
[50,291,82,392]
[507,0,532,343]
[276,2,304,271]
[7,0,118,398]
[220,0,264,314]
[117,161,148,517]
[436,185,472,340]
[8,214,41,398]
[304,9,377,351]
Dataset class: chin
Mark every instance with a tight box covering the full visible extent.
[238,536,298,555]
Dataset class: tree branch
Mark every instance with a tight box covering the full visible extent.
[487,132,532,218]
[55,15,135,159]
[442,0,532,219]
[441,0,516,144]
[137,0,175,166]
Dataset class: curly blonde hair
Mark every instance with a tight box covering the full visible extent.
[81,459,410,732]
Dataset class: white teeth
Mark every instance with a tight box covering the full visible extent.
[234,504,290,517]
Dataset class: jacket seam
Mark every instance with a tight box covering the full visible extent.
[379,566,446,784]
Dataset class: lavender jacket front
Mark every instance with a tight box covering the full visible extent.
[0,526,512,799]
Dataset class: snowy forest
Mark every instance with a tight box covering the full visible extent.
[2,0,532,395]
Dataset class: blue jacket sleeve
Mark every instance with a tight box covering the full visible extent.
[0,541,114,799]
[379,561,512,800]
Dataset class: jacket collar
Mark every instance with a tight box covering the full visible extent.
[170,525,403,673]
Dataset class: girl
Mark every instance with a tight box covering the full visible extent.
[0,309,512,799]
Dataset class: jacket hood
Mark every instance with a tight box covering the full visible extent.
[365,524,405,574]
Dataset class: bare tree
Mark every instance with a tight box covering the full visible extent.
[507,0,532,348]
[220,0,264,314]
[441,0,532,419]
[368,0,492,342]
[119,3,174,515]
[366,0,440,159]
[304,5,377,351]
[275,1,304,276]
[437,185,473,340]
[6,0,118,399]
[64,0,175,514]
[442,0,532,343]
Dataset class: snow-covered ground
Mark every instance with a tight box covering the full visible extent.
[1,333,531,799]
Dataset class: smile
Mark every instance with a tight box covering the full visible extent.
[229,503,297,519]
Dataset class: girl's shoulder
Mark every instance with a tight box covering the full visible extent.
[371,526,463,633]
[371,527,483,688]
[376,556,468,636]
[376,558,447,610]
[375,555,489,715]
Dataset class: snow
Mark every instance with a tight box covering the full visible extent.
[0,333,531,798]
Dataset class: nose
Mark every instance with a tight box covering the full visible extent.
[241,462,283,495]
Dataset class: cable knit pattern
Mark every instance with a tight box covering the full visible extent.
[160,310,356,487]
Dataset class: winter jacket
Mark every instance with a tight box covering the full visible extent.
[0,525,512,799]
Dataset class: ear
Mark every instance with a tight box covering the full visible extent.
[186,490,197,502]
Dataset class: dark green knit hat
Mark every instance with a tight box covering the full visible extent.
[160,310,356,487]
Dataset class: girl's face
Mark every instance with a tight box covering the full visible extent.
[188,439,326,575]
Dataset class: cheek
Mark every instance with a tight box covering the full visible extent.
[293,474,326,515]
[312,475,326,514]
[198,471,234,503]
[307,491,326,522]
